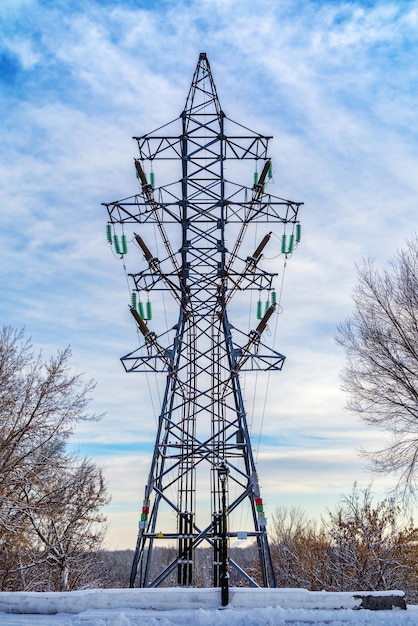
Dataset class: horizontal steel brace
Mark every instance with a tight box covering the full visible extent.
[140,531,265,539]
[121,354,171,373]
[121,350,285,373]
[234,353,286,371]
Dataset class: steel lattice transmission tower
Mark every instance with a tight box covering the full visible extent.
[103,53,303,590]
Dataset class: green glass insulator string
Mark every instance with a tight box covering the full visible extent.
[113,234,121,255]
[112,234,128,255]
[281,233,295,255]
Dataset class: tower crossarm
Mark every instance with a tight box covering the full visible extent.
[104,193,301,224]
[122,310,186,374]
[128,269,179,295]
[128,306,173,371]
[233,305,276,370]
[221,267,276,311]
[225,194,302,278]
[224,314,286,373]
[134,132,271,161]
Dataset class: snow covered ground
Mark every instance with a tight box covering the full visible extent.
[0,589,417,626]
[1,605,418,626]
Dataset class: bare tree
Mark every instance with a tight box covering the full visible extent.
[325,484,418,593]
[0,326,109,591]
[270,506,330,590]
[336,239,418,496]
[21,456,108,591]
[269,490,418,600]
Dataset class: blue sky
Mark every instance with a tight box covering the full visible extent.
[1,0,418,548]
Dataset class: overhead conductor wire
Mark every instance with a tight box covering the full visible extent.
[255,234,289,462]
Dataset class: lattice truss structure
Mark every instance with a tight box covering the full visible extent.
[103,53,303,589]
